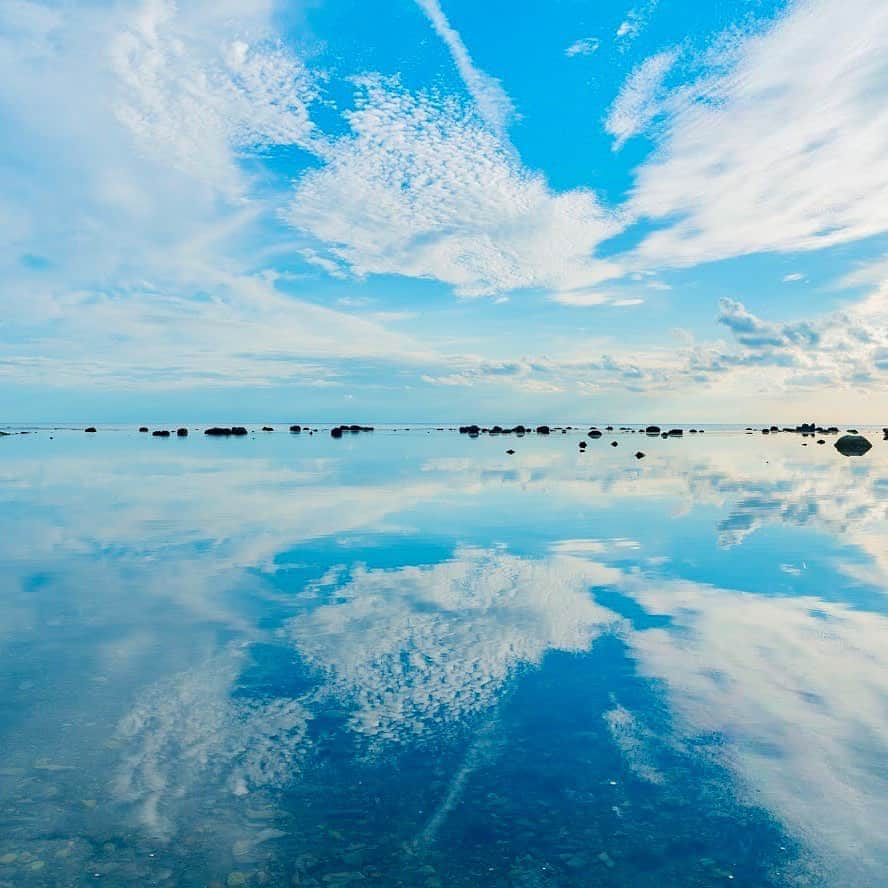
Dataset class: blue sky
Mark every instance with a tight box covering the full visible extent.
[1,0,887,422]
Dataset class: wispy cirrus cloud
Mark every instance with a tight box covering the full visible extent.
[624,0,888,268]
[605,48,680,149]
[413,0,513,133]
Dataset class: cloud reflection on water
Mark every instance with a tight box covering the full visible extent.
[0,431,885,883]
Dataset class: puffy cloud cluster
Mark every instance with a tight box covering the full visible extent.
[288,76,622,298]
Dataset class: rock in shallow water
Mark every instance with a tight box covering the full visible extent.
[834,434,872,456]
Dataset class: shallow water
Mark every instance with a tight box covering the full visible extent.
[0,425,886,886]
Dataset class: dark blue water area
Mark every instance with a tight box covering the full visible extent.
[0,427,885,885]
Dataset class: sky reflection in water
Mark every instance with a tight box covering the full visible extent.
[0,428,886,886]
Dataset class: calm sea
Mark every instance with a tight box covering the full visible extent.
[0,425,885,886]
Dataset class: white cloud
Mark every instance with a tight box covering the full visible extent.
[109,0,317,196]
[550,289,613,306]
[414,0,513,133]
[565,37,600,58]
[286,76,622,297]
[626,0,888,267]
[615,0,659,45]
[605,49,680,149]
[782,272,805,282]
[0,0,437,389]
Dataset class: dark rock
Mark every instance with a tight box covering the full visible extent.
[610,440,618,447]
[645,425,661,434]
[817,439,825,444]
[152,430,170,437]
[204,426,248,437]
[635,451,645,459]
[331,426,343,438]
[85,427,97,433]
[588,429,602,439]
[139,427,149,433]
[834,434,872,456]
[605,426,614,431]
[262,426,274,432]
[505,449,515,455]
[289,425,302,433]
[847,428,859,434]
[667,429,683,437]
[535,425,550,434]
[762,429,770,434]
[177,428,188,437]
[578,441,587,449]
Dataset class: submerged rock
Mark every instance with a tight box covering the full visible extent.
[834,434,872,456]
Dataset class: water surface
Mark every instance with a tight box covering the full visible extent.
[1,426,886,886]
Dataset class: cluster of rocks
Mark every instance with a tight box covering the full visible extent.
[144,428,189,437]
[756,423,840,436]
[459,424,532,436]
[63,422,885,458]
[330,424,375,438]
[204,426,248,436]
[457,423,697,438]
